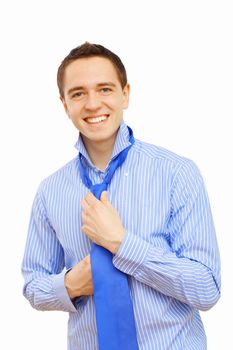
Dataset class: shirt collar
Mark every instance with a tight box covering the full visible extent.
[74,120,131,170]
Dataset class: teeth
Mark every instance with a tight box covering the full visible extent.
[85,115,108,124]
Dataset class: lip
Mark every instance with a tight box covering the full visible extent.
[84,114,110,125]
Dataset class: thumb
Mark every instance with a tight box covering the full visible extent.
[100,191,108,203]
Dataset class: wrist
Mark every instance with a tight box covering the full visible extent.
[109,228,126,255]
[65,270,81,299]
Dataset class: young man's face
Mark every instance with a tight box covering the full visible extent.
[61,56,130,146]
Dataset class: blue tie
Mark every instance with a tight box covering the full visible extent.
[79,127,139,350]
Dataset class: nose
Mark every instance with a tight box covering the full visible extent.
[85,91,102,111]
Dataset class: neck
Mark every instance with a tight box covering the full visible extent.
[81,134,117,171]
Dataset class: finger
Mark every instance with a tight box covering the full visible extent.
[81,211,94,225]
[81,221,91,236]
[81,198,89,211]
[81,224,97,243]
[100,191,108,203]
[85,192,99,205]
[84,255,91,264]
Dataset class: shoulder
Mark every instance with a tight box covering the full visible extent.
[133,138,202,182]
[133,138,193,166]
[37,157,78,194]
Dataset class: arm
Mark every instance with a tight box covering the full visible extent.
[22,189,79,313]
[113,160,221,311]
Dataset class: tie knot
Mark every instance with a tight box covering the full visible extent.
[91,182,108,200]
[79,126,135,200]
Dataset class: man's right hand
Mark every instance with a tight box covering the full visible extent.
[65,255,94,299]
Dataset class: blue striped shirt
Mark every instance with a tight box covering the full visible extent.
[22,121,221,349]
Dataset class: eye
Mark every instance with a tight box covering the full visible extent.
[72,91,84,98]
[100,87,112,94]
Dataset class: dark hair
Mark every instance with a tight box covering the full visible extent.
[57,42,127,97]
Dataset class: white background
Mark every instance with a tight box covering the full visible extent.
[1,0,232,349]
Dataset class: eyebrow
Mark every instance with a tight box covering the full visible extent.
[67,82,117,95]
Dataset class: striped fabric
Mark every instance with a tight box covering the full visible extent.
[22,121,221,350]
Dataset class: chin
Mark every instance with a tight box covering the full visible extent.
[84,129,117,143]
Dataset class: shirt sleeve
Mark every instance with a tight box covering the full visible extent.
[113,159,221,311]
[21,188,80,313]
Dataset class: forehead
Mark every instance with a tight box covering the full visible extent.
[63,56,121,90]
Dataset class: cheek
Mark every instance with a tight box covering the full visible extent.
[67,103,82,117]
[105,96,125,111]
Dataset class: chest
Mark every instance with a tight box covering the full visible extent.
[46,162,172,266]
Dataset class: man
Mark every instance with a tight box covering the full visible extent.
[22,42,221,349]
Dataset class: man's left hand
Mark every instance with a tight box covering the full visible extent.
[81,191,126,254]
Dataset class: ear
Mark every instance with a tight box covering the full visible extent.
[60,96,70,118]
[122,83,130,109]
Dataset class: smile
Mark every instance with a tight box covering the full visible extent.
[84,114,109,124]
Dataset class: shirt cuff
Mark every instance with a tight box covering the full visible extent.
[113,231,150,275]
[53,269,79,313]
